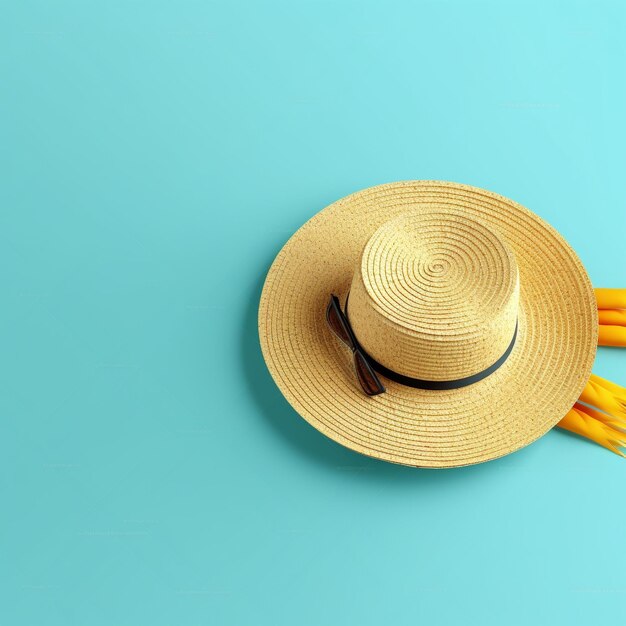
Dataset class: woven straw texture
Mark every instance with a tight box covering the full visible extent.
[258,181,598,468]
[348,210,520,381]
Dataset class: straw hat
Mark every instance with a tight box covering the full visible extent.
[258,181,598,468]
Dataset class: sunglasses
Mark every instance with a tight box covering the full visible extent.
[326,295,385,396]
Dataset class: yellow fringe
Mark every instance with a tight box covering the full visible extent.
[579,375,626,419]
[559,290,626,455]
[558,405,626,457]
[588,373,626,400]
[557,376,626,456]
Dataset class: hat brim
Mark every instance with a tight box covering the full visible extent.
[258,181,597,468]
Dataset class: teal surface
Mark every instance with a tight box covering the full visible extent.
[3,1,626,624]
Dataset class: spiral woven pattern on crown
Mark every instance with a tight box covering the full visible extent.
[258,181,597,468]
[348,210,519,380]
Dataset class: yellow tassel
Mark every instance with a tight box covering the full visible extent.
[599,325,626,347]
[578,375,626,420]
[558,405,626,456]
[598,309,626,326]
[587,373,626,399]
[595,288,626,310]
[557,375,626,456]
[559,289,626,454]
[573,401,626,430]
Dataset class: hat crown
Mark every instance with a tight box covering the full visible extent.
[348,210,520,381]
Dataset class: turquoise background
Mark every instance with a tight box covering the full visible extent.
[3,0,626,624]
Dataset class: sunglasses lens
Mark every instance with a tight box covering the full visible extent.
[354,351,385,396]
[326,297,352,346]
